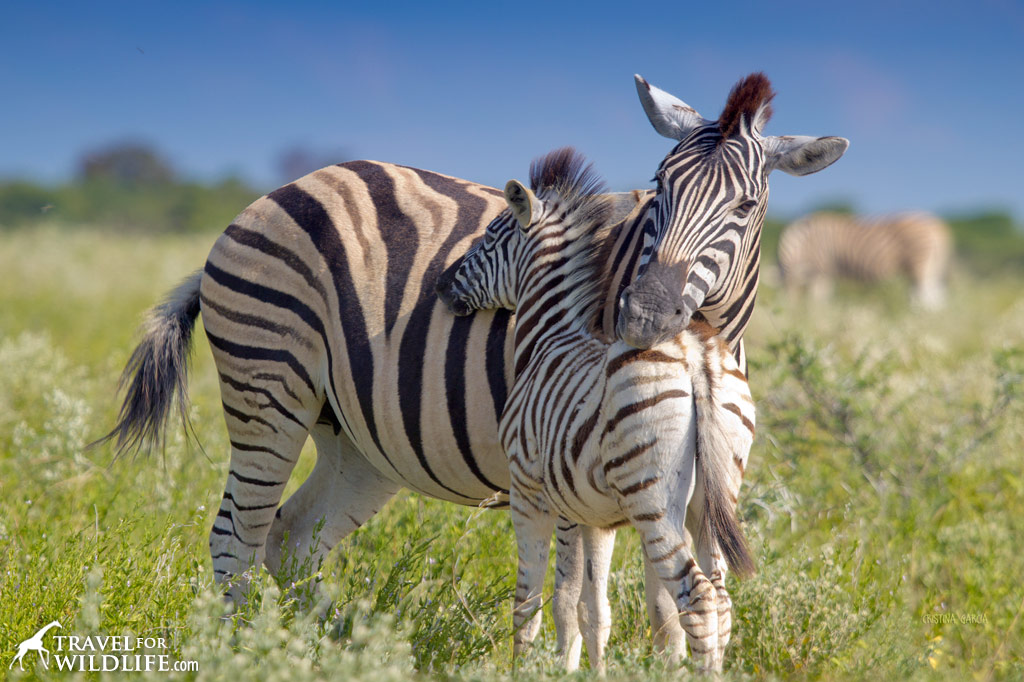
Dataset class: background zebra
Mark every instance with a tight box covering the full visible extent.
[437,149,756,673]
[101,73,842,655]
[777,211,953,309]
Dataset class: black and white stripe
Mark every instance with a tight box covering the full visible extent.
[778,211,952,308]
[438,150,755,672]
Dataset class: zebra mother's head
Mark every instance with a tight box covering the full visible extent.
[617,73,849,349]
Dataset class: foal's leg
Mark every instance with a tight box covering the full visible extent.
[510,490,557,660]
[578,526,616,673]
[645,553,687,661]
[553,519,584,671]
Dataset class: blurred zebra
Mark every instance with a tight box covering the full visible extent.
[437,149,755,673]
[777,211,952,308]
[100,73,843,656]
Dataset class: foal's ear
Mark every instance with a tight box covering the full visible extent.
[504,180,540,229]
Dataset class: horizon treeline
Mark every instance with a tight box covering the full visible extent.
[1,142,1022,272]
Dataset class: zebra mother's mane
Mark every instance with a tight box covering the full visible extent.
[524,148,616,336]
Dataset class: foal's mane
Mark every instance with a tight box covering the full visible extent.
[525,147,616,335]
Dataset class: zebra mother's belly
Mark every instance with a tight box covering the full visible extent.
[329,301,518,507]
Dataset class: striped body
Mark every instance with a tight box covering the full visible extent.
[438,151,755,672]
[105,158,676,611]
[778,211,952,308]
[203,162,515,508]
[505,325,753,672]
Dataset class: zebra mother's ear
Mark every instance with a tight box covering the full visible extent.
[764,135,850,176]
[504,180,540,230]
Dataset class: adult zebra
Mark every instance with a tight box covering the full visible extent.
[437,149,756,673]
[777,211,952,308]
[101,73,845,652]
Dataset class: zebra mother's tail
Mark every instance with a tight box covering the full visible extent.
[96,270,204,456]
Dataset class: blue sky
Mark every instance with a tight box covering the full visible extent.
[2,1,1023,220]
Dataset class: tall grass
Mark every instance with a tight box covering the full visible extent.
[0,228,1021,680]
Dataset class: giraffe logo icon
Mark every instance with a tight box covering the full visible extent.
[9,621,61,671]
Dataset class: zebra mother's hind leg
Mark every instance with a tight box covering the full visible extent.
[264,422,400,604]
[209,375,322,604]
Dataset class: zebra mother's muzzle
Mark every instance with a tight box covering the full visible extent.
[616,262,692,349]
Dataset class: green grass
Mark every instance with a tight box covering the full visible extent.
[1,227,1021,680]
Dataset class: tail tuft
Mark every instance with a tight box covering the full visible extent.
[700,471,755,578]
[92,270,203,457]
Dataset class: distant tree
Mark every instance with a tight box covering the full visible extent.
[275,145,348,184]
[808,199,858,215]
[77,141,176,185]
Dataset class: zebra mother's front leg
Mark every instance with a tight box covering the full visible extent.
[645,550,688,661]
[616,462,721,670]
[640,523,720,672]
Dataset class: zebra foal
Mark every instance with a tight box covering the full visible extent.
[437,149,755,673]
[777,211,952,308]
